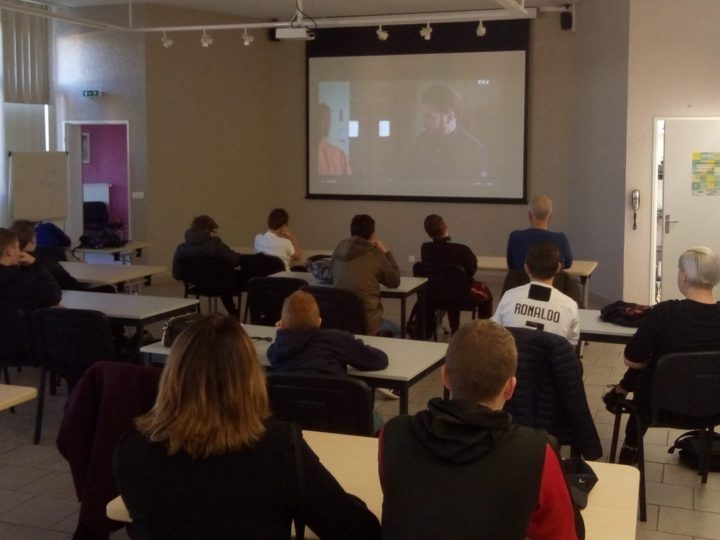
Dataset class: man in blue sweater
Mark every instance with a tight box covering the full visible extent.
[267,290,388,375]
[506,195,573,271]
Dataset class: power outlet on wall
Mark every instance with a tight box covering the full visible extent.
[408,255,415,263]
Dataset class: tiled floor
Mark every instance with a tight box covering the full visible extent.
[0,277,718,539]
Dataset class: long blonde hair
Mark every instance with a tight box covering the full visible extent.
[136,315,270,458]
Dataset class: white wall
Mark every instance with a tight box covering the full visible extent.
[624,0,720,302]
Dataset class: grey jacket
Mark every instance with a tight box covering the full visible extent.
[331,236,400,334]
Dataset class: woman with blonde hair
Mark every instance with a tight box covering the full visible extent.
[114,314,379,539]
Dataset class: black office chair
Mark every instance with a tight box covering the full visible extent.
[246,277,308,326]
[267,373,374,436]
[83,201,123,232]
[239,254,287,322]
[31,308,118,444]
[502,268,585,309]
[505,327,601,460]
[413,262,486,339]
[608,351,720,521]
[302,286,367,335]
[174,255,241,314]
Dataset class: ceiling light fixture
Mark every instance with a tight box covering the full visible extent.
[242,28,254,46]
[419,23,432,41]
[476,21,487,37]
[200,29,213,48]
[376,24,389,41]
[160,31,173,48]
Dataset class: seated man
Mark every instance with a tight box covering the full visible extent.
[603,246,720,464]
[332,214,400,336]
[420,214,493,330]
[492,242,579,346]
[267,290,388,374]
[380,320,582,540]
[507,195,573,270]
[254,208,303,271]
[10,220,113,292]
[0,228,61,312]
[172,215,242,316]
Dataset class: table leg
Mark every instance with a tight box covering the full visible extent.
[581,276,590,309]
[399,387,409,415]
[400,298,407,338]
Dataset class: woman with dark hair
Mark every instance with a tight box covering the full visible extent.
[114,315,380,539]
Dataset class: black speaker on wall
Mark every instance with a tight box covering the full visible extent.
[560,11,573,30]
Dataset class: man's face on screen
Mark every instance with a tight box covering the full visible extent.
[422,106,455,135]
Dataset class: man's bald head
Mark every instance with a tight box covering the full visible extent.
[529,195,553,220]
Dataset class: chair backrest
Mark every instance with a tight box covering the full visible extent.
[651,352,720,419]
[412,262,469,308]
[0,306,31,364]
[246,277,308,326]
[302,285,367,335]
[83,201,110,228]
[267,373,374,436]
[174,255,237,296]
[31,308,116,379]
[502,268,584,308]
[237,253,286,292]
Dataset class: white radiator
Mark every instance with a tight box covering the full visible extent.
[83,183,111,204]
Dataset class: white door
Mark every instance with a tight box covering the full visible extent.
[661,118,720,300]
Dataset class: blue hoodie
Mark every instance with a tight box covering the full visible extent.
[267,327,388,376]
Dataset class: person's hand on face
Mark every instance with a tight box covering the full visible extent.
[18,251,36,266]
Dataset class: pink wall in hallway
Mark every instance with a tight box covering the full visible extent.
[81,124,128,229]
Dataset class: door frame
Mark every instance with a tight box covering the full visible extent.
[652,116,720,301]
[62,120,131,240]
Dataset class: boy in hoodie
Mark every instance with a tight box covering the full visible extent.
[332,214,400,336]
[267,290,388,375]
[0,228,61,312]
[172,215,242,316]
[380,319,581,540]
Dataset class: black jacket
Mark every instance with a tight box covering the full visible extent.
[115,420,380,540]
[172,227,240,280]
[421,237,477,281]
[267,327,388,375]
[0,261,61,312]
[380,399,548,540]
[506,327,602,460]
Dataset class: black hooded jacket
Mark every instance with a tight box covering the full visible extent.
[380,398,548,540]
[267,327,388,376]
[172,227,240,280]
[0,261,61,312]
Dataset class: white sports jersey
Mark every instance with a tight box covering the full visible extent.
[254,231,295,270]
[491,281,579,345]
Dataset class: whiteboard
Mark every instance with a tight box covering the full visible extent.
[9,151,69,221]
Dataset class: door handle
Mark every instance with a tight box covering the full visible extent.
[664,214,679,233]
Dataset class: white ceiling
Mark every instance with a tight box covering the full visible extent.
[50,0,580,21]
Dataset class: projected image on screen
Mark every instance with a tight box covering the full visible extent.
[308,51,526,201]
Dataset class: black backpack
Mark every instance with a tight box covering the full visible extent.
[78,228,127,249]
[669,430,720,472]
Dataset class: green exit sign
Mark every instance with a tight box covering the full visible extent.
[82,90,101,97]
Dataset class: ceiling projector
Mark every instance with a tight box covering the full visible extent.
[275,27,315,40]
